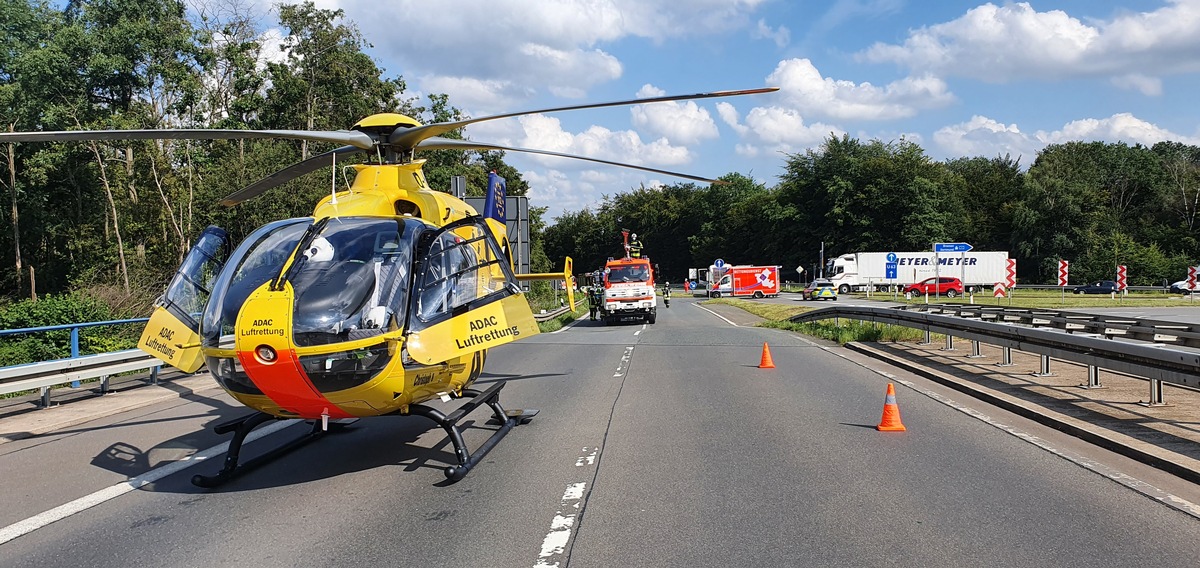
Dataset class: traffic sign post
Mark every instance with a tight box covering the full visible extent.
[933,242,973,253]
[1116,265,1127,300]
[1005,258,1016,306]
[1058,259,1069,303]
[1190,266,1198,301]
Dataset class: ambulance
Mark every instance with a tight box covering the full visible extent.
[708,265,781,298]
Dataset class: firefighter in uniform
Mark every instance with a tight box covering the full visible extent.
[628,233,644,259]
[587,273,603,320]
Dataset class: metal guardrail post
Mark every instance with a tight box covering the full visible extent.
[968,339,984,358]
[1140,379,1168,407]
[919,329,932,345]
[70,327,81,388]
[944,334,955,351]
[1032,354,1054,377]
[997,346,1014,367]
[1081,365,1103,389]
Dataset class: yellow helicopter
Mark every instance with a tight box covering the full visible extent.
[0,87,777,486]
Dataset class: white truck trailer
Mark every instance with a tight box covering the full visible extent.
[826,251,1010,294]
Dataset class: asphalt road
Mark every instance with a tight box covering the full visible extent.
[2,296,1200,567]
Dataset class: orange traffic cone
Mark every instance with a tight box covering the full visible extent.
[876,383,907,431]
[758,342,776,369]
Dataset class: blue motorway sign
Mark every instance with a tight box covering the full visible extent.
[885,262,898,279]
[886,252,898,263]
[934,242,973,253]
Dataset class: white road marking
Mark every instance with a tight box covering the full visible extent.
[551,315,587,334]
[534,448,599,568]
[0,418,298,545]
[693,303,739,326]
[613,346,634,377]
[575,447,598,467]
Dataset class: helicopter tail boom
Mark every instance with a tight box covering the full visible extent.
[513,256,575,309]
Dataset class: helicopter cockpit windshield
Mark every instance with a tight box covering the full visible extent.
[198,216,423,350]
[288,217,418,346]
[201,218,310,348]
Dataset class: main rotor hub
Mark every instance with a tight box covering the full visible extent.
[353,113,423,140]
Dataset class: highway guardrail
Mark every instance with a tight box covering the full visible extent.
[789,305,1200,392]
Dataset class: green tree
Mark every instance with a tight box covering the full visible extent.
[943,154,1024,252]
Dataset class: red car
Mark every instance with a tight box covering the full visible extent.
[903,276,964,298]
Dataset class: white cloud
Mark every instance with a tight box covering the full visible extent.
[629,84,719,145]
[1109,74,1163,96]
[742,106,844,154]
[309,0,771,108]
[1035,113,1200,146]
[516,114,693,168]
[859,1,1200,86]
[766,59,955,121]
[419,76,534,113]
[933,115,1038,160]
[933,113,1200,161]
[751,19,790,47]
[716,102,749,136]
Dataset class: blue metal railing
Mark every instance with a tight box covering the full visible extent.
[1,318,149,379]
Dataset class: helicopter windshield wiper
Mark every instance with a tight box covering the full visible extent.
[272,217,330,291]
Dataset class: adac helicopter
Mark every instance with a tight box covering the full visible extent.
[0,86,777,486]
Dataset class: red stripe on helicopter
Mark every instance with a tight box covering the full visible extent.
[238,349,355,419]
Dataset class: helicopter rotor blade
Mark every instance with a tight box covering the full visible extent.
[390,87,779,151]
[221,145,366,206]
[417,137,726,184]
[0,128,378,150]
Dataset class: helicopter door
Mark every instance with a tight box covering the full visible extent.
[138,226,229,372]
[405,217,539,365]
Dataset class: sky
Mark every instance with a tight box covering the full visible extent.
[241,0,1200,222]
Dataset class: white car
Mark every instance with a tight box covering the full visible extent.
[1170,280,1194,294]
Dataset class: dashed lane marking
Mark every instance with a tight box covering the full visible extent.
[613,346,634,377]
[534,446,599,567]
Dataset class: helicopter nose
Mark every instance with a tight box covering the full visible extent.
[234,288,357,419]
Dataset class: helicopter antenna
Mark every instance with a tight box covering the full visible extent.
[329,151,338,205]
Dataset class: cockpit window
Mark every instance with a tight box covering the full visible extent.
[289,217,423,346]
[201,218,310,347]
[411,218,515,327]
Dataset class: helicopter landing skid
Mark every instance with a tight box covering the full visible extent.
[408,380,537,482]
[191,412,326,488]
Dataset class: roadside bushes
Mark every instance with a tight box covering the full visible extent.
[0,292,139,366]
